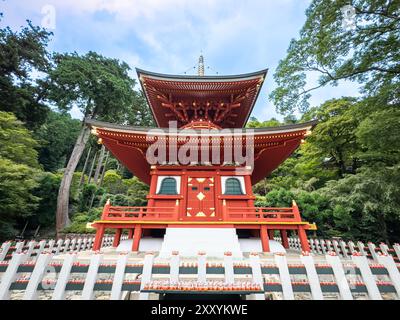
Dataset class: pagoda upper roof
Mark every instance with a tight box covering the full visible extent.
[86,119,317,185]
[137,68,267,129]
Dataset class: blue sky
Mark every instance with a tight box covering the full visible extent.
[1,0,359,121]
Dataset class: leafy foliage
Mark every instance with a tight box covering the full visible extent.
[270,0,400,114]
[0,17,52,129]
[35,110,81,171]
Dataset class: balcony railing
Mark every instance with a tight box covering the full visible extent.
[101,204,177,221]
[221,200,302,222]
[100,200,303,223]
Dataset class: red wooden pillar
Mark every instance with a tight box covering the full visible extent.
[93,225,105,251]
[260,225,270,252]
[128,229,134,239]
[280,230,289,249]
[268,229,275,239]
[298,227,310,252]
[113,229,122,247]
[131,225,142,252]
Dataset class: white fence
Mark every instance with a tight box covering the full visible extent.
[283,237,400,262]
[0,250,399,300]
[0,235,128,262]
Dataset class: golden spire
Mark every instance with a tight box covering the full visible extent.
[198,54,204,76]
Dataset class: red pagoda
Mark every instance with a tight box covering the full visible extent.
[87,59,317,255]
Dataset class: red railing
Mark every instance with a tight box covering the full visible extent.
[100,200,302,222]
[101,201,177,221]
[224,201,302,222]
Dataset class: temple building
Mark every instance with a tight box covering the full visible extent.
[87,57,317,257]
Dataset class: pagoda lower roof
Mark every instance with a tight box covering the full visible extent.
[86,119,317,184]
[137,68,267,128]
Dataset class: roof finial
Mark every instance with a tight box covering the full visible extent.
[198,54,204,76]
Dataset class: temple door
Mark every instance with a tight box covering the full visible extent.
[186,177,216,220]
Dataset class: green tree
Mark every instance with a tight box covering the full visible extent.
[46,51,136,233]
[301,98,360,177]
[0,16,52,130]
[35,110,81,171]
[0,112,42,240]
[0,111,40,167]
[270,0,400,115]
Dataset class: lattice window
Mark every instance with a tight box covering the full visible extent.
[158,177,178,195]
[224,177,244,195]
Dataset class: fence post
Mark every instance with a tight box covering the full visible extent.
[110,252,129,300]
[13,241,24,255]
[36,240,47,258]
[23,252,53,300]
[314,239,322,255]
[347,241,356,255]
[81,253,103,300]
[274,253,294,300]
[249,253,264,300]
[0,253,28,300]
[332,240,341,257]
[379,243,389,256]
[351,254,382,300]
[376,254,400,297]
[326,240,333,252]
[52,253,77,300]
[393,244,400,261]
[76,238,82,252]
[325,253,353,300]
[139,253,155,300]
[54,239,63,255]
[320,239,327,254]
[339,241,349,259]
[197,252,207,284]
[310,239,316,253]
[357,241,367,256]
[63,239,71,253]
[300,253,323,300]
[0,242,11,261]
[26,240,36,258]
[170,252,180,284]
[70,238,77,252]
[88,237,94,250]
[367,243,379,261]
[223,252,234,285]
[47,240,55,254]
[82,238,88,251]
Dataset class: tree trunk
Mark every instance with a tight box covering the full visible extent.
[99,151,110,187]
[56,125,91,235]
[79,146,92,186]
[93,145,106,185]
[87,150,99,185]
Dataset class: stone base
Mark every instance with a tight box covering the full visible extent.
[159,227,243,258]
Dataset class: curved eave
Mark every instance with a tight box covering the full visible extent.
[85,118,317,136]
[86,119,317,185]
[136,68,268,82]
